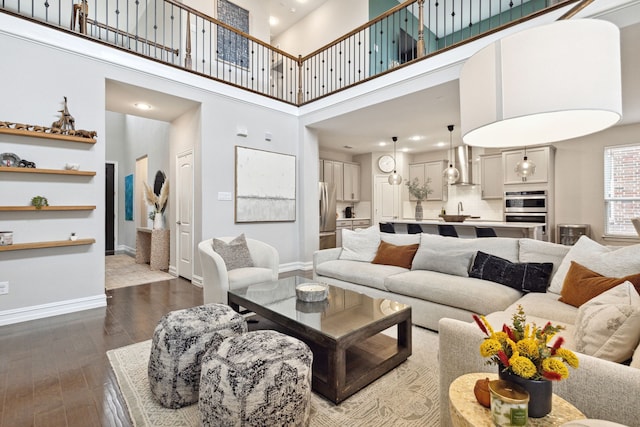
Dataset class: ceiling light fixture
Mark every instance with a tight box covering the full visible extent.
[459,19,622,147]
[269,16,279,26]
[134,102,151,110]
[515,146,536,179]
[388,136,402,185]
[443,125,459,185]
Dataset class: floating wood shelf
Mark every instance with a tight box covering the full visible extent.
[0,205,96,211]
[0,167,96,176]
[0,127,96,144]
[0,238,95,252]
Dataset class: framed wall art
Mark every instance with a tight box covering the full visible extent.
[125,174,133,221]
[235,146,296,223]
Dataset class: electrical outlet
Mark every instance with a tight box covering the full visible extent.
[0,281,8,295]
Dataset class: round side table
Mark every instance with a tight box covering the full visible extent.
[449,373,586,427]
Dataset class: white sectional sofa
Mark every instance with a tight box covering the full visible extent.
[313,229,640,426]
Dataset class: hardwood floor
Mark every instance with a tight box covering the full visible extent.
[0,271,312,427]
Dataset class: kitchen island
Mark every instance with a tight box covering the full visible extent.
[389,219,545,240]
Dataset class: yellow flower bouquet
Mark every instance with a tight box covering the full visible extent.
[473,305,579,381]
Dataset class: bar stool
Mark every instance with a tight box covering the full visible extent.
[379,222,395,233]
[438,225,459,238]
[475,227,497,238]
[407,224,423,234]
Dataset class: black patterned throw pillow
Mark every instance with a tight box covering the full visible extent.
[469,251,553,293]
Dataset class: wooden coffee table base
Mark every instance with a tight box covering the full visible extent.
[229,297,412,404]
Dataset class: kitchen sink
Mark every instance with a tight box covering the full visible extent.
[439,214,471,222]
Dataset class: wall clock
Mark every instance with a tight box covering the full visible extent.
[378,155,395,173]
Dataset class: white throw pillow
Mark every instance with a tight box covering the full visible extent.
[339,226,381,262]
[574,281,640,363]
[548,236,640,294]
[518,238,570,281]
[631,341,640,369]
[381,232,421,246]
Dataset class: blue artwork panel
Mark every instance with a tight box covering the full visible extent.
[125,174,133,221]
[217,0,249,68]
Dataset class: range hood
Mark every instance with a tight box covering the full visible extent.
[453,145,476,185]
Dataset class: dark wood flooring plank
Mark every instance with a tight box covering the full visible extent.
[0,271,310,427]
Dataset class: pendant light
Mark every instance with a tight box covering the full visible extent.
[459,19,621,147]
[515,146,536,178]
[388,136,402,185]
[443,124,460,185]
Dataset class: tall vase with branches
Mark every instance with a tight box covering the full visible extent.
[405,178,432,221]
[144,177,169,230]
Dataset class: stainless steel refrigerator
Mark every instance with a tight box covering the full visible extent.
[319,182,337,249]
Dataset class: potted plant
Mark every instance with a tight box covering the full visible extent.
[31,195,49,209]
[473,305,579,417]
[405,178,432,221]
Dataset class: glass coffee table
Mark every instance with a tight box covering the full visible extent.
[227,276,412,404]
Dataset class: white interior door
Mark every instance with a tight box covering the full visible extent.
[374,175,400,225]
[177,150,193,280]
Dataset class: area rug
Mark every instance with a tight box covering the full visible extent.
[106,254,174,290]
[107,326,440,426]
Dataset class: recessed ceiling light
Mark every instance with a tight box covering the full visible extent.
[297,0,307,3]
[436,141,446,147]
[290,7,296,13]
[402,147,409,152]
[269,16,279,26]
[409,135,424,141]
[379,142,387,147]
[134,102,151,110]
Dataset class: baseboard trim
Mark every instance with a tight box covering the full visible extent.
[191,274,203,287]
[0,294,107,326]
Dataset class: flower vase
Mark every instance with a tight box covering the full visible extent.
[415,200,423,221]
[153,213,165,230]
[499,369,553,418]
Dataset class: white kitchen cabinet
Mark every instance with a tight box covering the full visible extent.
[409,161,447,201]
[425,160,447,201]
[343,162,360,202]
[503,146,553,184]
[480,154,503,199]
[322,160,344,200]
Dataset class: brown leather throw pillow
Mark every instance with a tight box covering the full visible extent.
[559,261,640,307]
[371,241,419,269]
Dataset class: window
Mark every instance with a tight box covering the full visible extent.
[217,0,249,68]
[604,144,640,236]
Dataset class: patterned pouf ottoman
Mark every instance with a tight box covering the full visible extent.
[148,304,247,409]
[199,330,313,427]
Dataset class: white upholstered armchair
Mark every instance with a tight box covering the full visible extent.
[198,237,279,304]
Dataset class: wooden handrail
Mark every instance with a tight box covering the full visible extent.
[558,0,595,19]
[87,19,179,55]
[301,0,418,62]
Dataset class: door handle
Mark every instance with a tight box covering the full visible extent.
[176,220,182,225]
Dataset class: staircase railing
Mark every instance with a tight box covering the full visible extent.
[0,0,577,106]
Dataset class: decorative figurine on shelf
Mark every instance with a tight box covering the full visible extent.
[51,96,75,133]
[18,159,36,168]
[31,196,49,209]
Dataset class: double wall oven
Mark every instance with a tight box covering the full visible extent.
[504,190,548,239]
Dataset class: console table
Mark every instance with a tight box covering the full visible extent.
[135,227,169,271]
[449,373,586,427]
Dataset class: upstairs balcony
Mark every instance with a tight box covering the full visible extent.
[0,0,580,106]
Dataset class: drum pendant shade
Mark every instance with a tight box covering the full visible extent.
[460,19,622,147]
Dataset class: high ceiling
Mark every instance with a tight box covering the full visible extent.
[268,0,330,38]
[106,1,640,157]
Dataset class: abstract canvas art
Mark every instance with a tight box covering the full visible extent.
[235,146,296,222]
[125,174,133,221]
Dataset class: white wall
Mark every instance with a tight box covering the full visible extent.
[0,12,306,324]
[272,0,369,55]
[554,122,640,244]
[106,113,171,251]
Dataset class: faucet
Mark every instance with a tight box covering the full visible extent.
[457,201,464,215]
